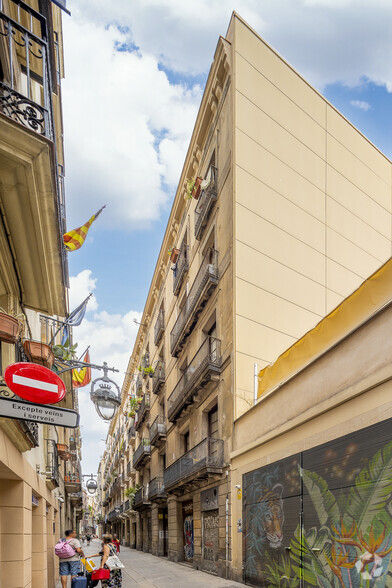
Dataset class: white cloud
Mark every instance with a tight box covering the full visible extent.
[69,269,98,311]
[350,100,371,111]
[69,269,142,473]
[62,16,201,229]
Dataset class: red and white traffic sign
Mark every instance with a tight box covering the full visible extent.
[4,363,66,404]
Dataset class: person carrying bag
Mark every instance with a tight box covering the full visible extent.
[89,534,123,587]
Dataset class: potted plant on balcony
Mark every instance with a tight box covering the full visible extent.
[143,366,154,378]
[0,309,23,344]
[23,340,55,368]
[168,246,180,264]
[52,341,78,362]
[186,177,202,200]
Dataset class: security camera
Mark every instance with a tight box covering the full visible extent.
[235,484,241,489]
[58,497,65,503]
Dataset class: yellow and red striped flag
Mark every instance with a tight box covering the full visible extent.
[63,206,106,252]
[72,350,91,389]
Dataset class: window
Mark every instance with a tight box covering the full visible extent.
[208,405,218,440]
[182,431,190,454]
[208,324,217,362]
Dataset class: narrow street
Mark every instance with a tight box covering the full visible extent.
[56,539,245,587]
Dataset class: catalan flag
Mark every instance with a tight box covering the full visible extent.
[63,205,106,252]
[72,349,91,389]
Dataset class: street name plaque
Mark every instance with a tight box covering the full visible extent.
[0,397,79,428]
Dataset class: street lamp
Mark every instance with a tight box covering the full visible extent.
[90,362,121,421]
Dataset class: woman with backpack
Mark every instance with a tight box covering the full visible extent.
[90,534,122,587]
[55,529,85,588]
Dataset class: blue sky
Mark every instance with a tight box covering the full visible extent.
[61,0,392,475]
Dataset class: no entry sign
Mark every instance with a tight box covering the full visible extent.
[4,363,66,404]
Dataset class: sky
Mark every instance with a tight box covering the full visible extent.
[61,0,392,476]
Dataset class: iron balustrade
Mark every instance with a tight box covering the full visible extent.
[46,439,60,487]
[148,476,166,501]
[170,248,219,356]
[135,393,150,430]
[0,1,53,138]
[136,373,143,394]
[154,309,165,346]
[152,364,165,395]
[173,243,189,295]
[164,437,224,491]
[168,336,221,422]
[149,416,166,446]
[124,499,130,511]
[133,439,151,469]
[128,425,135,442]
[127,461,135,477]
[194,166,218,239]
[133,486,150,509]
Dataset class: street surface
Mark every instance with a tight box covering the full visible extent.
[56,538,245,587]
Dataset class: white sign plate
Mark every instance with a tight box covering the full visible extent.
[0,397,79,428]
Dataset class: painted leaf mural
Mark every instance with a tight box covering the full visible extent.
[243,419,392,587]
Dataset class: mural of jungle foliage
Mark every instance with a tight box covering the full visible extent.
[243,418,392,587]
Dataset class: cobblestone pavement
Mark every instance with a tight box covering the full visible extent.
[56,538,245,587]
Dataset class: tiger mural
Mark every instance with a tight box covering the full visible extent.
[244,467,287,583]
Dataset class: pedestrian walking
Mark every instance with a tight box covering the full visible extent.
[55,529,84,588]
[86,533,91,546]
[112,534,120,553]
[90,534,122,587]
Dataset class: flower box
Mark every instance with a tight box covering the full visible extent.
[23,340,55,368]
[170,247,180,264]
[0,312,20,344]
[192,177,202,199]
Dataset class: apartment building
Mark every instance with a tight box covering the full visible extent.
[0,1,82,587]
[98,12,392,581]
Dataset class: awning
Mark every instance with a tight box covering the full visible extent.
[258,256,392,399]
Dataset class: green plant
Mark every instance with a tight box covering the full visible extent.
[143,366,154,376]
[52,342,78,361]
[124,484,140,506]
[186,178,195,199]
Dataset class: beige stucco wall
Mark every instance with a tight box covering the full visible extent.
[230,297,392,581]
[230,14,392,416]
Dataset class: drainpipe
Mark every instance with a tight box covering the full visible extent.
[254,363,258,404]
[225,469,229,579]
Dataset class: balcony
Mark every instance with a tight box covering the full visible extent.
[154,309,165,346]
[149,416,166,447]
[136,373,143,394]
[170,248,219,356]
[45,439,60,490]
[69,492,83,506]
[194,166,218,240]
[133,439,151,470]
[128,425,136,443]
[133,486,150,510]
[64,474,81,493]
[168,336,221,422]
[164,438,224,494]
[135,393,150,431]
[148,477,166,502]
[124,499,130,512]
[173,244,189,295]
[0,1,54,139]
[152,364,165,395]
[126,461,136,478]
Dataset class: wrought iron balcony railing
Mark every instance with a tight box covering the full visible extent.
[170,248,219,356]
[124,499,130,511]
[128,424,136,442]
[45,439,60,488]
[149,416,167,446]
[154,309,165,346]
[133,439,151,470]
[136,373,143,394]
[164,437,224,492]
[133,485,150,509]
[148,476,166,502]
[194,166,218,240]
[168,336,221,422]
[135,393,150,430]
[173,243,189,296]
[0,0,54,138]
[152,364,165,395]
[126,461,135,477]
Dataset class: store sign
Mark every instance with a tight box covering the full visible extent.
[4,363,66,404]
[0,397,79,428]
[200,487,219,511]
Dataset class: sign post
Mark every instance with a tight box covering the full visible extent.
[0,397,79,428]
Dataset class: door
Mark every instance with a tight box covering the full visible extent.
[162,508,168,556]
[202,509,219,574]
[182,500,194,562]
